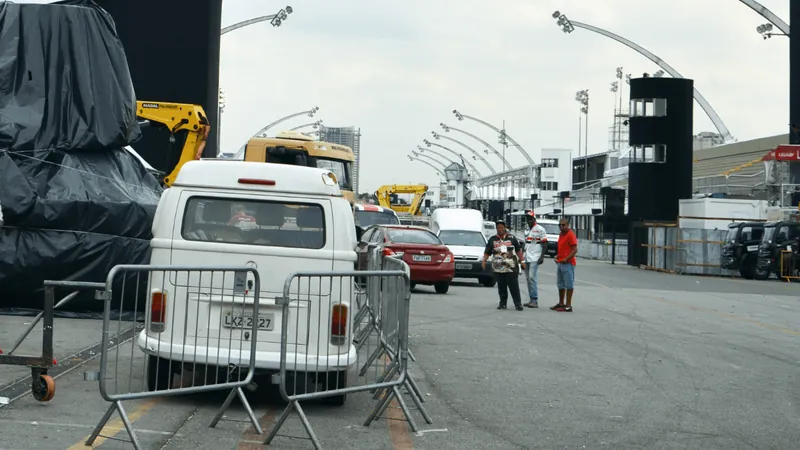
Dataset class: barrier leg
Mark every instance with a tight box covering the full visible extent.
[264,400,322,449]
[405,378,433,424]
[263,402,294,445]
[359,344,385,376]
[364,387,394,426]
[295,401,323,449]
[209,386,262,434]
[365,385,419,433]
[405,372,425,403]
[86,401,142,450]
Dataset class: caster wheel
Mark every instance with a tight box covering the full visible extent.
[32,374,56,402]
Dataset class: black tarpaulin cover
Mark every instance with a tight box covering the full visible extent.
[0,0,141,152]
[0,1,159,313]
[0,149,162,312]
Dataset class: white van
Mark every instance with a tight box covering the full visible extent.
[536,218,562,257]
[353,203,400,227]
[482,221,495,240]
[137,160,358,404]
[430,208,495,287]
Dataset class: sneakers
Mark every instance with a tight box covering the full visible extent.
[524,300,538,308]
[550,303,573,312]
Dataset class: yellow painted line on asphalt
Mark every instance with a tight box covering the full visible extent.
[67,398,161,449]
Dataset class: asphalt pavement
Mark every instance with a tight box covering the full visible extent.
[0,258,797,449]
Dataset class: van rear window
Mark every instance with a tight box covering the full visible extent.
[181,197,325,249]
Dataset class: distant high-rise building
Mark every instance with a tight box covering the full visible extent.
[318,126,362,194]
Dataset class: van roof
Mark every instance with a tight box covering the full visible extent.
[354,204,397,215]
[173,160,343,197]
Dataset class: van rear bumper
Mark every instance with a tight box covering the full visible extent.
[136,331,357,372]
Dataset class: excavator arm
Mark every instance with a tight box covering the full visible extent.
[375,184,429,216]
[136,101,211,186]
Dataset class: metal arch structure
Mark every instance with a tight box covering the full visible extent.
[412,152,448,170]
[408,156,444,177]
[440,122,512,170]
[232,107,319,159]
[422,141,483,178]
[452,110,536,166]
[554,13,734,143]
[739,0,790,35]
[289,120,322,131]
[416,147,459,167]
[473,165,537,201]
[432,132,496,174]
[253,107,319,137]
[221,6,293,35]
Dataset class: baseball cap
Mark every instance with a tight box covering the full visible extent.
[495,219,506,226]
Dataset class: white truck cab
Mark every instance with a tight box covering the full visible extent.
[430,208,495,287]
[138,160,358,402]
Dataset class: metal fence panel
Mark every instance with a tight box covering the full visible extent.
[676,229,735,276]
[265,253,431,449]
[641,224,678,273]
[84,265,263,450]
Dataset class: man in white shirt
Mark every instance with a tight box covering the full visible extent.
[522,212,547,308]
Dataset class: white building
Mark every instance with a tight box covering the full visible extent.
[443,162,469,208]
[537,148,573,204]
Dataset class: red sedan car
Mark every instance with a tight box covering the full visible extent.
[356,224,455,294]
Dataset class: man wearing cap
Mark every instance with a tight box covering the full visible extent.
[522,212,547,308]
[481,219,525,311]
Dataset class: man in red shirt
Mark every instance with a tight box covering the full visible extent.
[550,217,577,312]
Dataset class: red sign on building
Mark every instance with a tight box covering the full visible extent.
[762,145,800,162]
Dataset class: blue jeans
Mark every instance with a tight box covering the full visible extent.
[524,263,539,301]
[556,263,575,290]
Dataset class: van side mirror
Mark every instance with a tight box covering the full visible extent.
[355,225,364,241]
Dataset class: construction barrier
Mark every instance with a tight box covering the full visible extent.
[264,248,431,449]
[82,265,263,450]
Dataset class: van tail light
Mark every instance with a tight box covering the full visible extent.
[150,291,166,333]
[331,304,348,346]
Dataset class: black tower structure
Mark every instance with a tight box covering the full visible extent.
[791,3,799,146]
[626,76,694,266]
[94,0,223,166]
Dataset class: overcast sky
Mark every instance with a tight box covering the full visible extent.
[23,0,793,194]
[218,0,790,193]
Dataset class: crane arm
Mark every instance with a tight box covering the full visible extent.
[136,101,211,186]
[374,184,429,215]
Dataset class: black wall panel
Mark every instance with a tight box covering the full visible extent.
[791,2,800,145]
[627,77,694,222]
[94,0,222,170]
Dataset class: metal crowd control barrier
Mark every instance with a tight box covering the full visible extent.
[82,265,263,450]
[0,281,105,402]
[264,261,432,449]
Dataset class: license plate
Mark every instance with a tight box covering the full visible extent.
[412,254,432,262]
[456,263,472,269]
[223,312,274,331]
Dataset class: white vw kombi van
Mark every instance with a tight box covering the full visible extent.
[137,160,358,404]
